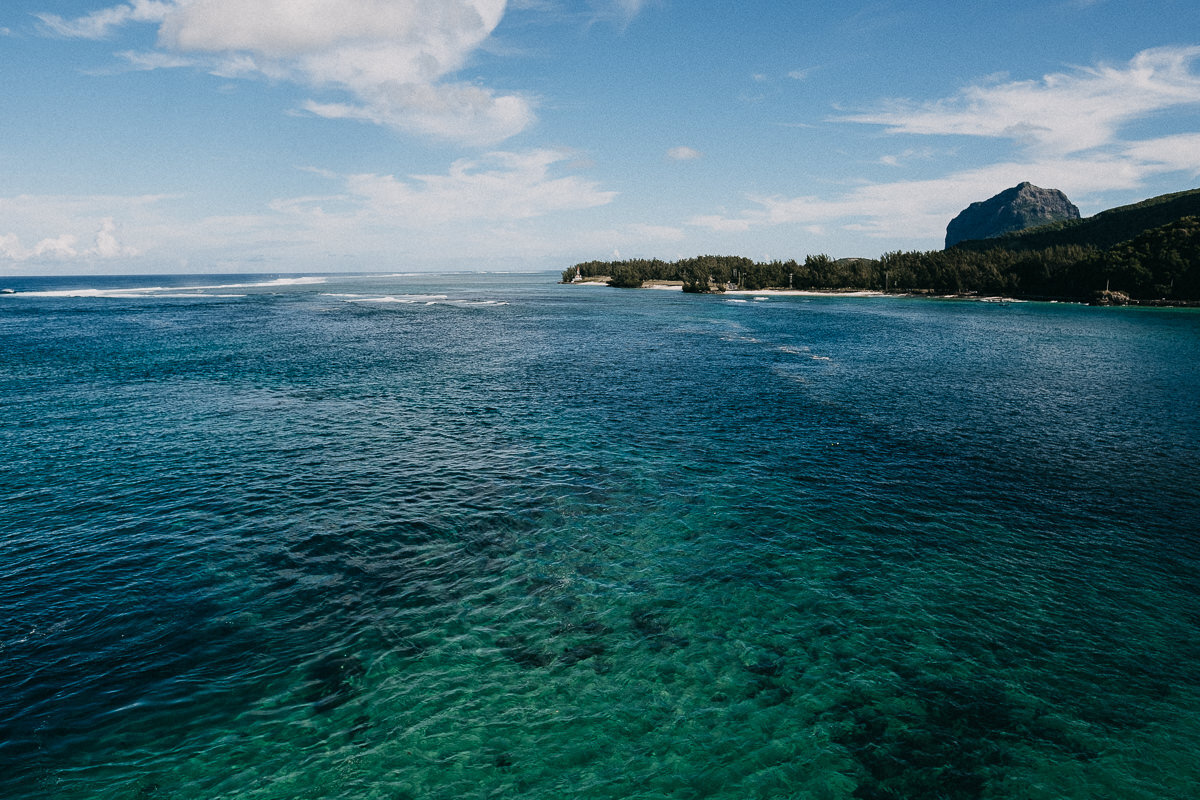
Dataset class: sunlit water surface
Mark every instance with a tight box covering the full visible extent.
[2,272,1198,799]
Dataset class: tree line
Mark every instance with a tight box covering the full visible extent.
[563,255,877,292]
[562,216,1200,303]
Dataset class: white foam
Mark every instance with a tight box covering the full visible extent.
[12,275,327,298]
[342,294,450,304]
[133,293,247,298]
[13,287,172,298]
[194,276,327,290]
[341,294,507,307]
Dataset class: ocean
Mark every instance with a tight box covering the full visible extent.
[2,271,1198,799]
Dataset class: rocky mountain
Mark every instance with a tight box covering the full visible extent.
[955,186,1200,253]
[945,182,1080,248]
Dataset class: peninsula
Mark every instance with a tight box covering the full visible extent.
[563,186,1200,306]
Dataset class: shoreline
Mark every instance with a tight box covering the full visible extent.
[723,288,887,298]
[565,278,1200,307]
[572,278,884,296]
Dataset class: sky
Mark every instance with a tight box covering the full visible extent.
[2,0,1200,274]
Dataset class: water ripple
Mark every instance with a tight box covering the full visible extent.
[1,276,1199,798]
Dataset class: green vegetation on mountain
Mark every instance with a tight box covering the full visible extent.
[563,188,1200,304]
[956,187,1200,253]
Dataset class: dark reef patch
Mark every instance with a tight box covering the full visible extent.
[630,608,690,650]
[827,671,1109,799]
[497,635,556,669]
[303,653,366,713]
[560,641,606,666]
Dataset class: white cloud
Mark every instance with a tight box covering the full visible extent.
[688,151,1174,242]
[0,233,79,261]
[877,147,939,167]
[626,223,684,241]
[321,149,616,224]
[614,0,648,16]
[692,46,1200,244]
[158,0,503,68]
[688,215,753,233]
[304,82,533,146]
[589,0,649,25]
[0,152,619,270]
[837,46,1200,156]
[116,49,198,71]
[42,0,534,145]
[0,214,140,263]
[1121,132,1200,176]
[667,146,702,161]
[89,218,139,258]
[37,0,171,39]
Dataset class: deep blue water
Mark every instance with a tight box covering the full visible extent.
[2,272,1199,799]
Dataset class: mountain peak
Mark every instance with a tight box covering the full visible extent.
[946,183,1080,248]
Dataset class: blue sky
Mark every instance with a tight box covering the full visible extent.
[2,0,1200,274]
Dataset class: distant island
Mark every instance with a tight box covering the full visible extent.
[562,186,1200,306]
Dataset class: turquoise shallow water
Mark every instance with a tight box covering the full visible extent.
[2,272,1199,799]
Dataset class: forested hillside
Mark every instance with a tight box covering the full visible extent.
[955,188,1200,253]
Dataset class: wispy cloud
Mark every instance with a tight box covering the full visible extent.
[836,46,1200,156]
[115,49,198,71]
[303,84,533,147]
[39,0,534,145]
[667,146,702,161]
[588,0,650,26]
[260,151,621,268]
[690,152,1169,242]
[613,0,649,17]
[695,46,1200,243]
[37,0,171,39]
[625,223,684,241]
[321,149,617,225]
[877,147,939,167]
[1121,132,1200,176]
[0,152,617,267]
